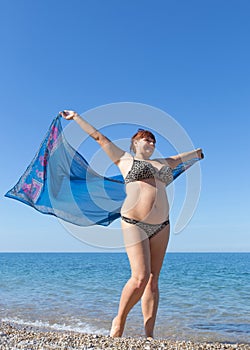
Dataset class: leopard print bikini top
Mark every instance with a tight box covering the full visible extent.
[124,158,173,185]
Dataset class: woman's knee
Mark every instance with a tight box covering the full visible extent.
[132,272,150,289]
[147,273,159,292]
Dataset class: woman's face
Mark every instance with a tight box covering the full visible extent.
[134,137,155,156]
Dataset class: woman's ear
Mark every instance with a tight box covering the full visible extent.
[133,139,138,152]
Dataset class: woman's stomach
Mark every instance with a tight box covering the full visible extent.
[120,180,169,223]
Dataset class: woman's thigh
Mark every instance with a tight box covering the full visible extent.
[149,224,170,276]
[121,220,151,278]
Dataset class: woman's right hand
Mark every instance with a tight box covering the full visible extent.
[59,110,79,120]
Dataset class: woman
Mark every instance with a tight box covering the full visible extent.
[60,109,203,338]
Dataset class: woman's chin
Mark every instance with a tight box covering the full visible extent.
[146,149,154,156]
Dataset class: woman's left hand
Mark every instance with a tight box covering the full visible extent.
[197,148,204,159]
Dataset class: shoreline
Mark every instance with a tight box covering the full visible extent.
[0,322,249,350]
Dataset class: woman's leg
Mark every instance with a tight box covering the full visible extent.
[141,224,170,338]
[110,221,151,337]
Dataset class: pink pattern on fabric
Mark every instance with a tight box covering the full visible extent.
[39,155,47,166]
[48,126,59,151]
[22,179,43,203]
[36,170,44,179]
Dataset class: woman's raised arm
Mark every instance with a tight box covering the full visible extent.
[164,148,204,169]
[60,110,125,165]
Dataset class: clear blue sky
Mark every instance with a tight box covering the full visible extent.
[1,0,249,252]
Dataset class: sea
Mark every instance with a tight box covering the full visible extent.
[0,252,249,343]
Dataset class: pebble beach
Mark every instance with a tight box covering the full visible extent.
[0,322,249,350]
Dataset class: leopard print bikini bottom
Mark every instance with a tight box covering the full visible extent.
[121,216,169,239]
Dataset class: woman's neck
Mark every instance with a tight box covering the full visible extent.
[134,153,150,160]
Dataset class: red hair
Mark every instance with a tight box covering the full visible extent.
[130,129,156,153]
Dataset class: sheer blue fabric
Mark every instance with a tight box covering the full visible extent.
[5,115,200,226]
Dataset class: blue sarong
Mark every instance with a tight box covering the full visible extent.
[5,115,200,226]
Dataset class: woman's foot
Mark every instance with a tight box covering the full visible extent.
[110,316,124,337]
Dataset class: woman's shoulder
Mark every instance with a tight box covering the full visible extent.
[151,157,169,165]
[117,152,133,177]
[119,152,133,161]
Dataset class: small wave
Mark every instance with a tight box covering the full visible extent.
[193,322,250,334]
[1,317,109,335]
